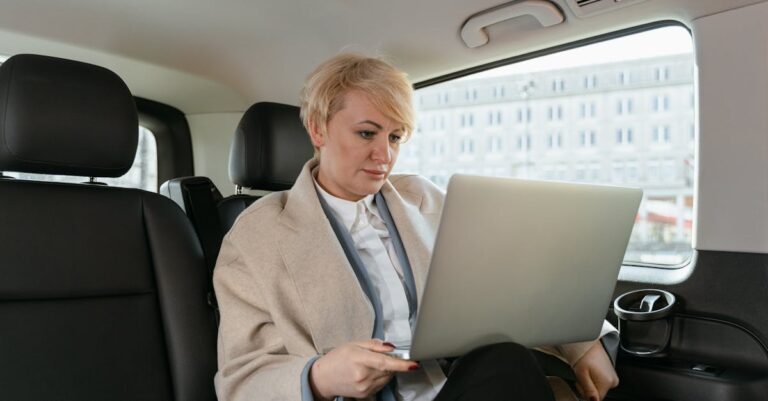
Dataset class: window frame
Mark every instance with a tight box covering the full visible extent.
[135,97,195,190]
[411,20,696,271]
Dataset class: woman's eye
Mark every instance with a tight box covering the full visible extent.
[389,134,403,143]
[358,131,375,139]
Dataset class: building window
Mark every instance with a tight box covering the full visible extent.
[652,95,670,112]
[579,102,596,119]
[618,70,631,85]
[434,115,446,131]
[493,85,506,98]
[547,105,564,121]
[583,74,598,89]
[652,126,672,144]
[464,88,478,101]
[617,98,634,115]
[616,128,633,145]
[460,138,475,154]
[589,162,601,180]
[551,78,566,92]
[661,160,677,181]
[431,141,445,156]
[626,161,639,181]
[578,130,597,147]
[547,131,563,149]
[517,134,531,151]
[459,113,475,128]
[488,136,503,153]
[404,138,420,158]
[612,161,625,182]
[575,164,587,181]
[647,160,659,182]
[488,110,503,126]
[655,66,670,81]
[517,107,532,123]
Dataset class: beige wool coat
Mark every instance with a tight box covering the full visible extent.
[214,159,613,401]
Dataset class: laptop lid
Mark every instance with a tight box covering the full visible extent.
[409,174,642,360]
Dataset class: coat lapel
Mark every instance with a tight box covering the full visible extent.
[380,180,439,302]
[276,162,441,352]
[276,160,374,353]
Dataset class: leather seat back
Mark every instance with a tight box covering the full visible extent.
[0,54,217,401]
[218,194,259,232]
[161,102,313,264]
[228,102,315,193]
[221,101,314,232]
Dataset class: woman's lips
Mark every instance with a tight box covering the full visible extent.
[363,169,386,177]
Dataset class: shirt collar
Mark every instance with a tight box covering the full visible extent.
[313,174,375,232]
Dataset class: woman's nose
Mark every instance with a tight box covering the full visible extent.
[371,136,392,163]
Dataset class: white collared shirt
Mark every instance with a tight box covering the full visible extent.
[314,181,446,401]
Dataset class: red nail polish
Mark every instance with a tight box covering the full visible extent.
[408,364,419,371]
[383,342,396,348]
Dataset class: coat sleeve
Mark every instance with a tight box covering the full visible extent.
[536,320,618,367]
[213,233,316,401]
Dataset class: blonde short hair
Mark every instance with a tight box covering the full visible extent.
[300,53,414,153]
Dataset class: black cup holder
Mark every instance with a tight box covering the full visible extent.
[614,289,676,357]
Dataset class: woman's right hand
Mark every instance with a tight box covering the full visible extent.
[309,339,419,400]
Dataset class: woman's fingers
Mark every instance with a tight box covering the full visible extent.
[365,367,394,384]
[572,340,619,401]
[351,340,419,373]
[590,364,619,401]
[371,372,394,390]
[575,367,599,401]
[355,338,396,353]
[592,369,611,401]
[311,341,421,399]
[368,352,419,373]
[347,371,394,398]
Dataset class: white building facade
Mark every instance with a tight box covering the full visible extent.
[396,54,695,265]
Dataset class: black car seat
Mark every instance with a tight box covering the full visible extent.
[0,54,217,401]
[222,101,315,230]
[161,101,314,321]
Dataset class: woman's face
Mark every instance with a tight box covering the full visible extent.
[310,90,405,201]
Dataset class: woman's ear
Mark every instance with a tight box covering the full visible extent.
[307,118,325,148]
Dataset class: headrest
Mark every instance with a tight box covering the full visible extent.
[0,54,138,177]
[229,102,314,190]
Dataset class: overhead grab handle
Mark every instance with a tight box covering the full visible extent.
[460,0,565,48]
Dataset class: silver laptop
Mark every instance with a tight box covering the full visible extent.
[392,174,642,361]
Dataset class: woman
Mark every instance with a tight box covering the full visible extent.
[214,53,619,401]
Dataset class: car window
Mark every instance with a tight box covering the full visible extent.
[395,25,695,267]
[4,125,158,192]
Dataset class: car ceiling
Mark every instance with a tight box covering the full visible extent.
[0,0,762,114]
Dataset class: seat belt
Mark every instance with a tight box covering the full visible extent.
[182,180,225,324]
